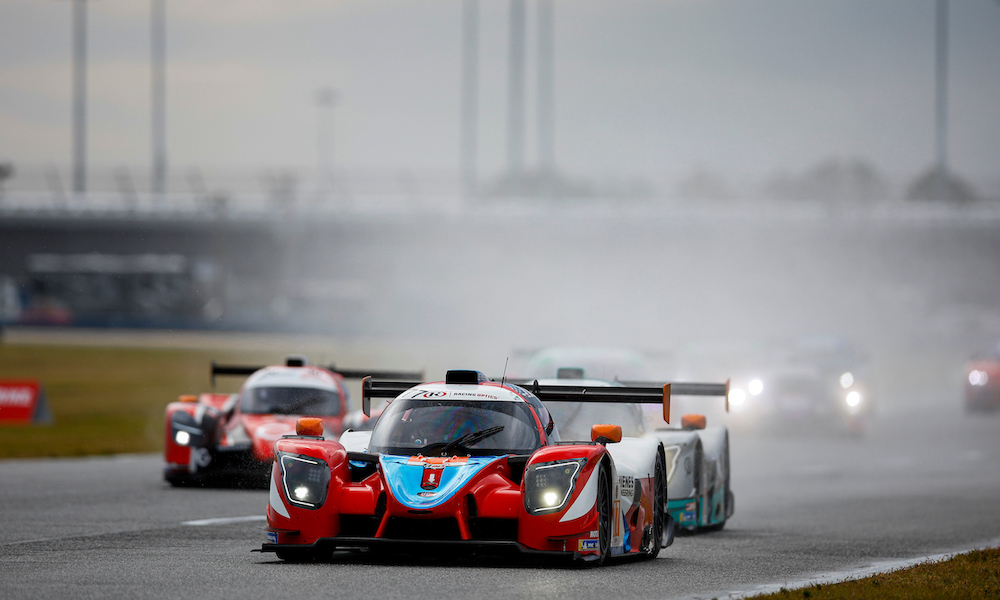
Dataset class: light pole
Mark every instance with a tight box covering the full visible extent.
[934,0,949,200]
[151,0,167,199]
[507,0,526,180]
[537,0,555,176]
[71,0,87,195]
[316,88,338,203]
[460,0,479,198]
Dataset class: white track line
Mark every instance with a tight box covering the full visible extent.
[181,515,267,526]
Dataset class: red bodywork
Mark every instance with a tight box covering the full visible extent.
[261,376,670,563]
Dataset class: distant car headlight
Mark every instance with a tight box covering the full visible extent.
[840,372,855,389]
[170,411,204,447]
[969,370,989,386]
[729,387,747,406]
[748,379,764,396]
[278,452,330,510]
[845,390,862,407]
[523,458,585,514]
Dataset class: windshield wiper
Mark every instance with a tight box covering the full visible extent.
[439,425,505,455]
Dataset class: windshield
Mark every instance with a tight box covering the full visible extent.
[367,399,542,457]
[240,386,341,416]
[547,402,644,442]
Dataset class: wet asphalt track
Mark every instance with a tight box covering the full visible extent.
[1,407,998,600]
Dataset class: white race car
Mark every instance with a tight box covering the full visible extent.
[527,372,734,532]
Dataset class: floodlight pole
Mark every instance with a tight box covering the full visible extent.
[537,0,555,175]
[934,0,949,199]
[506,0,526,179]
[151,0,167,199]
[316,88,338,203]
[460,0,479,198]
[72,0,87,194]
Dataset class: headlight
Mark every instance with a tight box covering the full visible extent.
[278,452,330,510]
[523,458,585,514]
[728,388,747,406]
[845,390,862,407]
[840,372,855,389]
[748,379,764,396]
[969,370,989,386]
[170,411,204,447]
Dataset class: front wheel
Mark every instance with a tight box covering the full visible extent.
[595,459,612,565]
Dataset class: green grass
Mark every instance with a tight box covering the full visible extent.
[751,548,1000,600]
[0,343,271,458]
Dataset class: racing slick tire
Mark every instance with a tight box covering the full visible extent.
[595,458,612,566]
[645,447,667,558]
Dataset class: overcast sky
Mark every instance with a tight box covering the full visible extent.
[1,0,999,189]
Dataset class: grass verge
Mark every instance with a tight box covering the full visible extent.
[750,547,1000,600]
[0,343,272,458]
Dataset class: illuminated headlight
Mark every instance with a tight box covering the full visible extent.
[748,379,764,396]
[524,458,585,514]
[840,372,855,389]
[729,388,747,406]
[969,370,989,386]
[845,390,862,407]
[278,452,330,510]
[174,430,191,446]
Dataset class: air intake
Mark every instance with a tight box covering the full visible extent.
[445,370,488,385]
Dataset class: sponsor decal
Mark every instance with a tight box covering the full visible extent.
[682,511,697,523]
[0,380,48,424]
[578,539,599,551]
[417,491,437,497]
[618,475,635,500]
[266,531,278,544]
[421,466,443,490]
[684,501,697,512]
[590,530,599,537]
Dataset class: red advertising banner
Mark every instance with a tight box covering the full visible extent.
[0,380,48,424]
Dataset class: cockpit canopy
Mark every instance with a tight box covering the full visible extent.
[367,397,543,457]
[240,386,342,416]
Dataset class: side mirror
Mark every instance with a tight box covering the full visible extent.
[681,414,707,430]
[590,424,622,445]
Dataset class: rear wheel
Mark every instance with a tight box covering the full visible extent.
[646,449,666,558]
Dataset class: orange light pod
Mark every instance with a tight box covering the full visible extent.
[590,423,623,444]
[681,414,707,430]
[178,394,198,403]
[296,417,324,436]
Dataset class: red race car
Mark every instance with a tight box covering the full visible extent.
[259,369,728,564]
[966,341,1000,413]
[163,356,421,487]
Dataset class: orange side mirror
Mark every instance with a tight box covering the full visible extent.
[681,414,707,430]
[591,424,623,444]
[296,417,324,436]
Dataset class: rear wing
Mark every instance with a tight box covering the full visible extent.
[361,375,729,424]
[618,380,731,413]
[210,357,424,387]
